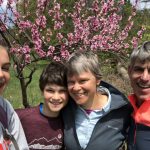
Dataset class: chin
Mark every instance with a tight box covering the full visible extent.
[138,96,150,102]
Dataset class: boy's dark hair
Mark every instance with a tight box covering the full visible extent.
[39,62,67,91]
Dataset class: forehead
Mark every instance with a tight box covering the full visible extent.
[0,48,10,63]
[67,70,95,79]
[133,59,150,66]
[45,84,67,89]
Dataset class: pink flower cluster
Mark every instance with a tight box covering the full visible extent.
[0,0,144,65]
[18,20,32,30]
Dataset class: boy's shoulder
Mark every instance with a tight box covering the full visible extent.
[15,105,39,118]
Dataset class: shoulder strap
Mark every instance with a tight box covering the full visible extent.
[0,105,8,129]
[2,129,20,150]
[0,105,20,150]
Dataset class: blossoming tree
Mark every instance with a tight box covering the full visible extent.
[0,0,144,107]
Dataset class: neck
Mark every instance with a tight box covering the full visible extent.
[42,104,59,117]
[83,93,108,110]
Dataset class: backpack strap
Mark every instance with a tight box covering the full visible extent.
[0,105,20,150]
[2,128,20,150]
[0,105,8,129]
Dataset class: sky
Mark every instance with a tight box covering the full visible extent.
[0,1,14,27]
[1,0,150,10]
[130,0,150,10]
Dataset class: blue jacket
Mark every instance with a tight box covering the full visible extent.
[128,120,150,150]
[62,81,132,150]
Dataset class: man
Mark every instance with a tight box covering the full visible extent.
[128,41,150,150]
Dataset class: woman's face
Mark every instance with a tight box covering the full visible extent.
[67,70,100,109]
[0,48,10,95]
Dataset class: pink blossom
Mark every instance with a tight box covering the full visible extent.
[47,46,55,57]
[54,21,64,30]
[35,15,47,28]
[25,54,31,63]
[0,0,144,67]
[61,49,70,59]
[53,56,61,61]
[56,33,64,41]
[0,0,4,5]
[18,20,32,30]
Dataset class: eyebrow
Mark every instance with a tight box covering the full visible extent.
[3,62,11,66]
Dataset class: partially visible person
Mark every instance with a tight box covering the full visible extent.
[16,62,68,150]
[127,41,150,150]
[0,45,29,150]
[62,50,132,150]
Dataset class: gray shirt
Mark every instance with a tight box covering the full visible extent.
[0,96,29,150]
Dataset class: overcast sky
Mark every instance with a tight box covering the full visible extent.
[130,0,150,10]
[0,0,150,13]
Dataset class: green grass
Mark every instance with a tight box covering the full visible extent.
[3,61,49,109]
[3,59,132,109]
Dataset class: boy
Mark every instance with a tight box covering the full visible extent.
[0,45,29,150]
[16,62,68,150]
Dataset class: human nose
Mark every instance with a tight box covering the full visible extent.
[72,82,81,91]
[141,69,150,81]
[0,68,4,78]
[52,92,60,100]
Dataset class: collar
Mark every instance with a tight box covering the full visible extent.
[97,86,111,112]
[78,86,111,114]
[128,94,150,127]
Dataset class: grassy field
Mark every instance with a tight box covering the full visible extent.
[3,60,132,109]
[3,62,48,108]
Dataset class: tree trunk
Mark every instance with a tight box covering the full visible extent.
[18,71,30,108]
[117,62,129,80]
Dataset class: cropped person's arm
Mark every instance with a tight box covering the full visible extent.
[7,102,29,150]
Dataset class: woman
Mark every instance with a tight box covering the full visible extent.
[0,45,29,150]
[62,50,132,150]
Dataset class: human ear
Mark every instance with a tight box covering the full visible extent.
[96,79,101,86]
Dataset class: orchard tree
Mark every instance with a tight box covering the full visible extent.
[0,0,144,107]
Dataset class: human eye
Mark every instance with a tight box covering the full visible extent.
[80,79,87,84]
[46,88,54,93]
[133,66,143,74]
[67,80,74,86]
[60,89,67,93]
[2,64,10,72]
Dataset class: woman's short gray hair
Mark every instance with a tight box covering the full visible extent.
[66,50,102,80]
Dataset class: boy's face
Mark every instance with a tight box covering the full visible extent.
[128,60,150,103]
[42,84,68,117]
[0,48,10,95]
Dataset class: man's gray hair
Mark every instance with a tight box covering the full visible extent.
[129,41,150,68]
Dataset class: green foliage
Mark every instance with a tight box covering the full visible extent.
[3,61,50,108]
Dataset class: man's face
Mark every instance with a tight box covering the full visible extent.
[128,60,150,103]
[42,84,68,117]
[0,48,10,95]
